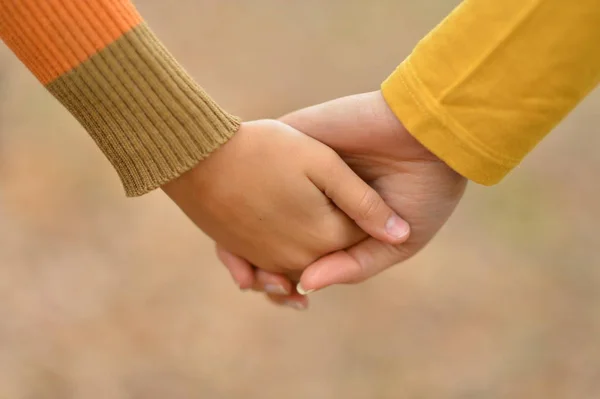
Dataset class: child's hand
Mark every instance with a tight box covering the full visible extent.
[162,119,409,278]
[218,93,467,310]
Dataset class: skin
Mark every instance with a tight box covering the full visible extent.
[162,119,410,281]
[217,91,468,309]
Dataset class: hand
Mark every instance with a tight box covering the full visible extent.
[217,93,467,308]
[163,119,409,281]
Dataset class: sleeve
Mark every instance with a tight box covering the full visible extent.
[0,0,240,196]
[381,0,600,185]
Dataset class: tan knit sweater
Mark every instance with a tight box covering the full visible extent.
[0,0,240,196]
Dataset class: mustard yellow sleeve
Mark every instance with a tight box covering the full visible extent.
[381,0,600,185]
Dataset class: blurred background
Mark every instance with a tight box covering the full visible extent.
[0,0,599,397]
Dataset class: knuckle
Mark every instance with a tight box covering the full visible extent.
[316,211,364,251]
[323,225,349,250]
[320,144,340,161]
[358,188,382,221]
[346,258,368,284]
[322,148,344,174]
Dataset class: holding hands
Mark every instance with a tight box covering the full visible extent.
[1,0,595,312]
[162,116,411,287]
[213,91,467,308]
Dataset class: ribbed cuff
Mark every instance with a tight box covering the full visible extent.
[47,23,240,196]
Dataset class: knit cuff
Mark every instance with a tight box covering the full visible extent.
[1,0,240,196]
[47,22,240,196]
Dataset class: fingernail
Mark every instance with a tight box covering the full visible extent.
[385,215,409,239]
[296,282,315,296]
[284,301,307,311]
[264,284,290,295]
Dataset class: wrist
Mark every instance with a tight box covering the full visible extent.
[372,90,465,179]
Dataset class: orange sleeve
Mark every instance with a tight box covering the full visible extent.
[0,0,141,84]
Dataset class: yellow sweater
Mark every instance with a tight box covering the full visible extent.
[382,0,600,185]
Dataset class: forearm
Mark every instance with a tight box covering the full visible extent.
[0,0,240,196]
[382,0,600,185]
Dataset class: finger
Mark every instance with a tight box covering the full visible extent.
[253,269,294,296]
[215,246,309,311]
[296,251,360,294]
[296,238,413,294]
[309,157,410,245]
[266,293,309,311]
[215,244,256,290]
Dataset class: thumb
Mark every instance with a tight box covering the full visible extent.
[296,238,411,295]
[309,156,410,245]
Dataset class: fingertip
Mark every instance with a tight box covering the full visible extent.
[215,244,255,290]
[231,265,255,290]
[296,282,315,296]
[356,205,409,245]
[255,269,294,295]
[298,250,363,294]
[267,293,309,310]
[383,214,411,244]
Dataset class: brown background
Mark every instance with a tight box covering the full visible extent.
[0,0,599,398]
